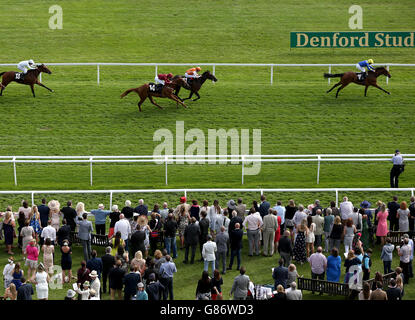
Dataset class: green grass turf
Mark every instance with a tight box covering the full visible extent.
[0,0,414,299]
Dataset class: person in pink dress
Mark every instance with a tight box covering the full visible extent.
[25,239,39,282]
[274,215,282,253]
[376,203,389,246]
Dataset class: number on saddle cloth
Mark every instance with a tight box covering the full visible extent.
[357,72,366,82]
[149,83,163,93]
[15,72,25,83]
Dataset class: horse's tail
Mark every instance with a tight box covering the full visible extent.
[120,87,138,98]
[0,72,5,77]
[324,73,344,78]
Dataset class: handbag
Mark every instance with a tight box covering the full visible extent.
[150,231,159,238]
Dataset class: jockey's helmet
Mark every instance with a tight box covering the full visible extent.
[196,67,201,72]
[368,59,374,64]
[28,59,34,65]
[167,73,173,78]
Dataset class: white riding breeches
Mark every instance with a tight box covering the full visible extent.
[154,77,165,85]
[184,73,197,78]
[356,64,365,73]
[17,65,28,74]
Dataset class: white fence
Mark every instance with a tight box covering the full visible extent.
[0,188,414,209]
[0,154,414,186]
[1,63,414,85]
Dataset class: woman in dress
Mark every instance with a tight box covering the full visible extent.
[18,200,32,220]
[190,200,200,221]
[273,215,282,253]
[196,271,212,300]
[360,215,370,251]
[42,237,55,274]
[115,246,129,272]
[305,215,315,257]
[200,200,210,217]
[29,206,42,242]
[11,262,24,290]
[208,200,221,238]
[287,264,299,286]
[48,200,61,231]
[358,281,372,300]
[397,201,410,232]
[329,216,343,252]
[344,250,361,284]
[4,283,17,300]
[177,206,190,249]
[376,202,389,246]
[34,263,49,300]
[285,200,298,242]
[130,250,146,274]
[149,212,162,256]
[138,215,151,257]
[20,219,34,259]
[17,211,25,249]
[61,240,73,284]
[110,231,125,256]
[25,239,39,281]
[293,219,308,265]
[210,269,223,300]
[343,218,356,254]
[326,247,342,282]
[108,205,121,239]
[3,211,15,255]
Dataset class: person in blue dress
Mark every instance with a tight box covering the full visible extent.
[11,262,24,290]
[326,247,342,282]
[29,206,42,242]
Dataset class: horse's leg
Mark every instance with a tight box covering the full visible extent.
[371,83,390,95]
[148,95,163,109]
[326,81,341,93]
[364,85,369,97]
[182,91,194,101]
[36,80,53,92]
[137,97,146,112]
[30,84,35,97]
[335,84,347,99]
[192,92,201,101]
[167,93,187,108]
[0,77,11,96]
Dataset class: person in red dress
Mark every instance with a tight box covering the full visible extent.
[274,216,282,253]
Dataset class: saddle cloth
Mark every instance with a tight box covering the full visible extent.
[148,83,163,93]
[14,72,25,83]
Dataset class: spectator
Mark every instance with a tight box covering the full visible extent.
[134,199,149,216]
[387,196,400,232]
[306,215,316,257]
[308,247,327,294]
[64,289,76,300]
[134,282,148,300]
[278,230,293,267]
[409,196,415,238]
[262,209,278,257]
[60,240,72,284]
[123,265,141,300]
[362,248,373,280]
[397,201,410,232]
[286,281,302,300]
[215,226,229,274]
[327,201,340,217]
[190,199,200,221]
[111,231,125,256]
[293,205,307,239]
[75,280,90,300]
[215,209,230,236]
[376,202,389,245]
[339,196,354,225]
[130,225,146,259]
[154,250,166,275]
[16,277,33,300]
[270,285,287,301]
[25,239,39,281]
[29,206,42,243]
[344,250,361,284]
[208,200,221,238]
[259,195,270,219]
[149,212,162,255]
[20,219,34,259]
[358,281,372,300]
[164,213,178,259]
[350,207,363,233]
[200,200,210,217]
[37,198,50,229]
[177,205,190,250]
[101,246,116,294]
[33,263,48,300]
[109,205,121,238]
[56,219,71,247]
[41,238,54,274]
[274,215,282,254]
[228,209,243,234]
[198,210,210,261]
[370,281,388,300]
[343,218,356,254]
[293,219,307,265]
[159,202,169,223]
[77,260,91,293]
[403,233,414,278]
[202,235,217,277]
[312,209,324,248]
[11,262,23,290]
[146,272,165,301]
[396,273,404,298]
[183,217,200,264]
[121,200,134,221]
[86,249,103,280]
[371,272,384,291]
[386,278,401,300]
[228,223,243,271]
[3,256,15,289]
[76,212,93,262]
[48,200,61,231]
[41,220,56,245]
[131,251,146,275]
[75,202,88,222]
[114,214,131,252]
[243,208,263,257]
[360,214,370,250]
[272,258,289,289]
[18,200,31,220]
[3,211,15,255]
[235,198,246,220]
[380,237,395,274]
[230,266,249,300]
[159,255,177,300]
[287,264,299,286]
[17,212,25,249]
[326,248,341,282]
[285,200,298,241]
[273,201,286,233]
[398,237,411,284]
[60,201,77,232]
[195,271,212,300]
[4,283,17,300]
[109,260,125,300]
[323,208,334,252]
[90,204,111,235]
[211,269,223,300]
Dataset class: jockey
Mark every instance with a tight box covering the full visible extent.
[17,59,36,74]
[184,67,201,79]
[155,73,173,85]
[356,59,375,74]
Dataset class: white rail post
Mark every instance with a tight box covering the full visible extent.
[12,156,17,186]
[270,65,273,85]
[39,73,42,82]
[386,65,389,85]
[165,155,168,185]
[411,188,414,198]
[31,192,35,206]
[317,155,321,184]
[335,189,338,207]
[241,155,245,185]
[155,65,158,78]
[184,189,187,199]
[90,157,93,186]
[260,189,264,196]
[109,191,113,209]
[212,65,216,85]
[328,65,331,85]
[97,65,100,85]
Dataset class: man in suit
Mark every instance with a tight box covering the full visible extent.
[259,195,270,219]
[230,266,250,300]
[134,199,149,216]
[57,219,71,247]
[215,226,229,274]
[198,211,210,262]
[76,213,94,262]
[16,277,34,300]
[163,213,178,259]
[387,196,400,231]
[262,209,279,256]
[386,278,401,300]
[278,230,293,267]
[202,235,217,277]
[37,198,50,229]
[123,265,141,300]
[183,217,200,264]
[228,223,243,271]
[101,246,116,294]
[229,210,243,234]
[272,258,289,289]
[146,273,165,301]
[60,201,77,232]
[86,250,103,280]
[370,281,388,300]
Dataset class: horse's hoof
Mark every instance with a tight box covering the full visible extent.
[388,92,391,95]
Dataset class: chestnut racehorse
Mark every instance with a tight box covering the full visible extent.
[0,64,53,97]
[324,67,391,98]
[120,77,190,112]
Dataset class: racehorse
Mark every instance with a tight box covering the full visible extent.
[172,70,218,101]
[324,67,391,98]
[0,64,53,97]
[120,77,190,112]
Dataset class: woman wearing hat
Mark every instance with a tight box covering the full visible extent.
[34,263,49,300]
[64,289,76,300]
[76,280,91,300]
[89,270,101,300]
[3,256,15,289]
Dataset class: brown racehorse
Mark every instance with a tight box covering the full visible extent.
[0,64,53,97]
[172,70,218,101]
[324,67,391,98]
[120,77,190,112]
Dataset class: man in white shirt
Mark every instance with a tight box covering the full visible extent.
[114,214,131,251]
[339,197,354,224]
[243,209,263,256]
[273,201,286,231]
[390,149,404,188]
[41,220,57,244]
[89,270,101,300]
[202,235,217,277]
